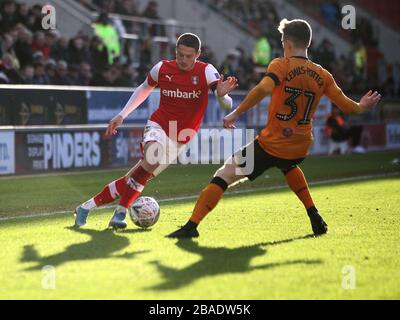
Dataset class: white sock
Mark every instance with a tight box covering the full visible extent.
[81,198,96,210]
[116,205,127,213]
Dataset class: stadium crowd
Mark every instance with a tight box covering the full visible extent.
[0,0,145,86]
[201,0,399,96]
[0,0,398,97]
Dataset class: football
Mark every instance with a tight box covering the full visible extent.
[129,197,160,229]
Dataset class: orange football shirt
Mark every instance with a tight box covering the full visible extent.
[258,56,356,159]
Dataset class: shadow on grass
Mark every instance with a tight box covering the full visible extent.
[20,226,148,271]
[148,234,320,291]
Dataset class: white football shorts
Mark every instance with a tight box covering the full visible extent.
[141,120,185,176]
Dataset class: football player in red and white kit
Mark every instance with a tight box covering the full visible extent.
[74,33,238,229]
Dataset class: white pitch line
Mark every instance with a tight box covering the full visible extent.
[0,172,399,222]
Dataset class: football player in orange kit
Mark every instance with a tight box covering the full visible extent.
[168,19,381,238]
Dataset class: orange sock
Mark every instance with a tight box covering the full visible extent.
[284,166,315,210]
[190,177,228,225]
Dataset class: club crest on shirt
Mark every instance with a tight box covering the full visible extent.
[283,127,294,137]
[191,76,199,85]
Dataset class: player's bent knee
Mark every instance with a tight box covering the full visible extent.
[210,176,228,191]
[141,159,160,174]
[150,163,170,177]
[143,141,165,169]
[281,165,298,175]
[214,164,242,186]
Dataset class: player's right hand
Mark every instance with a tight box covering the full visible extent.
[106,115,123,136]
[359,90,381,112]
[223,109,239,129]
[217,74,238,97]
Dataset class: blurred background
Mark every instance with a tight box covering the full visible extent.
[0,0,399,175]
[1,0,399,93]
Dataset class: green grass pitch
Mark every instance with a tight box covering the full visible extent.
[0,151,399,299]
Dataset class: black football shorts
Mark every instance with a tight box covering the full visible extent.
[235,139,305,181]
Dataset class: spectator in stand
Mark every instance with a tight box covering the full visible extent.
[314,38,335,72]
[88,35,109,70]
[112,62,138,87]
[44,59,56,83]
[252,30,271,69]
[236,45,257,89]
[382,64,396,97]
[354,41,367,78]
[0,0,18,35]
[116,0,139,33]
[33,61,50,84]
[220,49,243,80]
[141,1,160,20]
[68,64,83,85]
[356,18,375,47]
[138,36,152,71]
[0,59,10,83]
[44,30,59,56]
[31,50,45,64]
[31,31,51,59]
[68,36,90,65]
[320,0,341,25]
[14,26,33,67]
[93,12,121,65]
[325,108,349,155]
[51,36,70,62]
[116,0,138,16]
[79,62,93,86]
[100,0,116,13]
[366,45,384,85]
[0,53,23,83]
[332,54,352,93]
[199,45,218,66]
[0,0,396,94]
[1,33,20,70]
[141,1,165,37]
[15,2,30,27]
[20,63,34,83]
[260,11,281,49]
[90,64,119,86]
[29,4,45,32]
[52,60,72,85]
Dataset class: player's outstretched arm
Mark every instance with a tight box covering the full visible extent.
[325,75,381,114]
[105,80,155,137]
[223,76,275,128]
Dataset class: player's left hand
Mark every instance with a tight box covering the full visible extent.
[216,74,238,97]
[106,115,123,137]
[223,109,239,129]
[359,90,381,112]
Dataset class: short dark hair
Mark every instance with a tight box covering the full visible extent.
[176,33,201,52]
[278,19,312,49]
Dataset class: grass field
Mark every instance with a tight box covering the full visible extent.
[0,151,399,299]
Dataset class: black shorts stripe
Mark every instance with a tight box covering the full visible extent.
[239,139,305,181]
